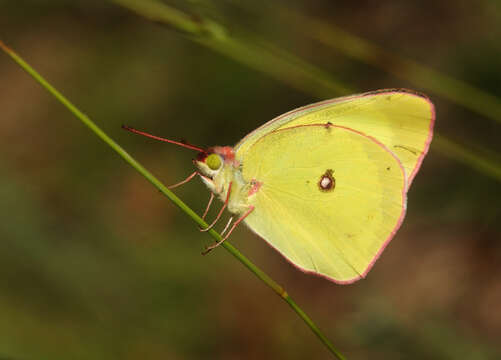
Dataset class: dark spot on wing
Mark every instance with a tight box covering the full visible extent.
[318,169,335,192]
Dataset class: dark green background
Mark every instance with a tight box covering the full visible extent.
[1,1,500,359]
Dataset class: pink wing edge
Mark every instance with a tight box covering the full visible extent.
[244,123,411,285]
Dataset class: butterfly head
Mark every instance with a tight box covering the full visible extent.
[120,126,239,192]
[194,146,237,180]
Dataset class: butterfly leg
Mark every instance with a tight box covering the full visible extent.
[200,182,233,233]
[202,205,254,255]
[201,192,215,220]
[168,171,198,189]
[220,216,234,237]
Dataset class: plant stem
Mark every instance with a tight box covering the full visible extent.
[0,40,346,360]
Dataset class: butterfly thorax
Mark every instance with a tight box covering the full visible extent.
[194,146,252,215]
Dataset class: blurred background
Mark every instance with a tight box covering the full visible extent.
[1,1,500,359]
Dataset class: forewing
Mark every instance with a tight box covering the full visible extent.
[242,124,406,283]
[236,89,434,190]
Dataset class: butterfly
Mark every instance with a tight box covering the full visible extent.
[124,89,435,284]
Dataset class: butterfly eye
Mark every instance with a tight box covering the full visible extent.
[206,153,222,170]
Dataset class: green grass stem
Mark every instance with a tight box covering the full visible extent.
[0,40,346,360]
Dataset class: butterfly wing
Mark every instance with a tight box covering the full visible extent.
[235,89,434,190]
[241,124,406,283]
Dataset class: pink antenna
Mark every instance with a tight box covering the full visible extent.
[122,125,205,153]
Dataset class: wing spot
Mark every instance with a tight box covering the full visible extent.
[318,169,335,192]
[386,166,391,171]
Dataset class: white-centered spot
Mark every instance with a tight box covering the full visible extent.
[318,169,335,192]
[320,177,332,189]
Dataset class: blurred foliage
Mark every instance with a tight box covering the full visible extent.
[1,0,500,359]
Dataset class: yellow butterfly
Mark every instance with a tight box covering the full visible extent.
[125,89,435,284]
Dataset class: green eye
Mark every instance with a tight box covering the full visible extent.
[206,153,222,170]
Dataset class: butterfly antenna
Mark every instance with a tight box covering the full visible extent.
[122,125,205,153]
